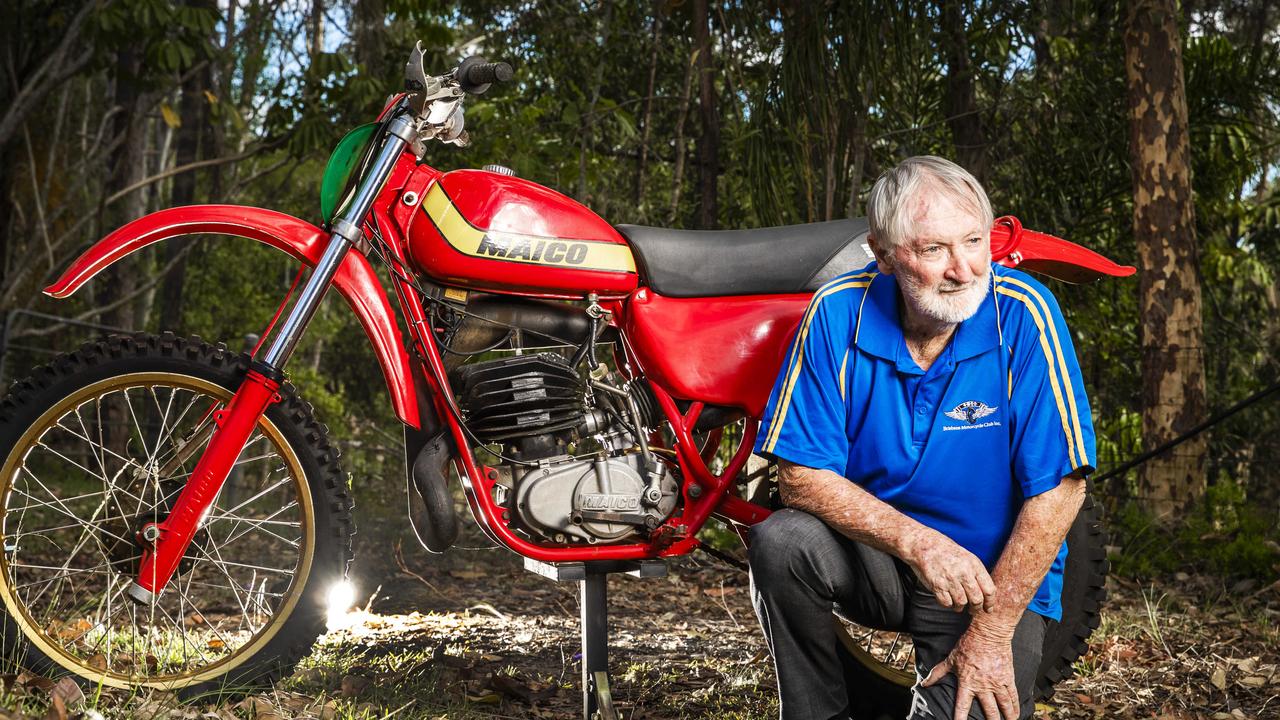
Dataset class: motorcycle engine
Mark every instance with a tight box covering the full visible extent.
[451,352,678,545]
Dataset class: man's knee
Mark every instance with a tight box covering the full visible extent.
[747,508,837,585]
[910,679,1037,720]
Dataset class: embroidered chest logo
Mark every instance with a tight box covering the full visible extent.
[942,401,1001,431]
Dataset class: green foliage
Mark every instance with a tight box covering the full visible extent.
[1109,481,1280,581]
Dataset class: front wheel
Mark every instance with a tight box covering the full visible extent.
[0,333,354,698]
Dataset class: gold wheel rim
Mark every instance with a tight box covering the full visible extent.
[833,616,916,687]
[0,372,316,689]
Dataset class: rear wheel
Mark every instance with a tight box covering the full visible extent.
[836,492,1109,719]
[0,334,353,698]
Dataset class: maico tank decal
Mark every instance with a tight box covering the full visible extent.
[422,183,637,273]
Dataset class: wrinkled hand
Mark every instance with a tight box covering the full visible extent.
[903,528,997,612]
[922,626,1019,720]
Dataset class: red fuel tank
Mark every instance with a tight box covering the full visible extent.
[407,168,638,297]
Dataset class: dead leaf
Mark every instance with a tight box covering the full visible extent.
[48,677,83,708]
[1239,675,1267,687]
[340,674,371,698]
[236,697,275,718]
[1074,693,1093,704]
[42,694,66,720]
[160,103,181,129]
[1211,665,1227,690]
[18,672,54,692]
[489,673,534,703]
[293,666,326,685]
[464,690,501,704]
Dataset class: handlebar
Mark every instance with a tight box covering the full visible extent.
[456,56,514,95]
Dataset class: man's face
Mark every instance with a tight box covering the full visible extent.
[873,189,991,326]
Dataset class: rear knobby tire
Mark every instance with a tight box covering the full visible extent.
[838,492,1109,719]
[0,333,354,699]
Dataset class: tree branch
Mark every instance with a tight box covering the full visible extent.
[103,139,284,207]
[0,1,101,149]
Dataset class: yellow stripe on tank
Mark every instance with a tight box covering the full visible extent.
[422,183,637,273]
[994,285,1081,469]
[995,275,1090,466]
[763,274,875,453]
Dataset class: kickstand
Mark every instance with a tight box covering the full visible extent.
[523,558,667,720]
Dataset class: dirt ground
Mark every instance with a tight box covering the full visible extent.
[0,529,1277,719]
[304,542,1280,720]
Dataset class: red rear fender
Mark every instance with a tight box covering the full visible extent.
[44,205,421,428]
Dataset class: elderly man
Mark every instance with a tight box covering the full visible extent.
[750,155,1095,720]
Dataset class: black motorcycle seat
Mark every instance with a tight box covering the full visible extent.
[615,218,872,297]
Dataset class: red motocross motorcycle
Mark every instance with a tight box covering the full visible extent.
[0,46,1131,717]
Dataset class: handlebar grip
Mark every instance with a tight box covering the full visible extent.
[467,62,513,86]
[457,56,513,94]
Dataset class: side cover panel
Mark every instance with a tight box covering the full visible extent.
[44,205,421,428]
[623,288,810,417]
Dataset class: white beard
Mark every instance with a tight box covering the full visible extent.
[899,265,991,325]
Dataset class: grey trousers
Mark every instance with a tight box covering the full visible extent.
[748,509,1047,720]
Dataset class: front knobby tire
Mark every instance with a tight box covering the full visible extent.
[0,333,354,699]
[838,492,1109,719]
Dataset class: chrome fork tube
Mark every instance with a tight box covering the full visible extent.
[261,114,416,368]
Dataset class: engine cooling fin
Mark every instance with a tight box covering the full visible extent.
[452,353,585,441]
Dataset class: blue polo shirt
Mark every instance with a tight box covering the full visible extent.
[754,262,1096,619]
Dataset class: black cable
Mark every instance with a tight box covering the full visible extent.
[696,540,749,572]
[1094,377,1280,484]
[438,328,514,357]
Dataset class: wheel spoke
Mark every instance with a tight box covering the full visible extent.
[212,500,301,549]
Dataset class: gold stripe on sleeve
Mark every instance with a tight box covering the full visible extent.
[762,274,874,453]
[994,285,1080,469]
[838,349,850,401]
[995,275,1090,466]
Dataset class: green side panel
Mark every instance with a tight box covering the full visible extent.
[320,123,379,224]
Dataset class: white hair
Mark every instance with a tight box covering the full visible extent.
[866,156,993,251]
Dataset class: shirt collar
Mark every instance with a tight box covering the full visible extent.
[854,269,1001,368]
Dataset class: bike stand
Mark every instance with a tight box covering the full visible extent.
[524,558,667,720]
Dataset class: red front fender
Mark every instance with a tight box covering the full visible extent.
[45,205,421,429]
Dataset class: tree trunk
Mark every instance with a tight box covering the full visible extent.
[692,0,719,229]
[577,0,613,205]
[99,48,150,332]
[159,44,214,331]
[845,83,869,219]
[937,0,988,183]
[669,48,697,224]
[633,8,663,209]
[354,0,385,70]
[1124,0,1208,520]
[310,0,325,61]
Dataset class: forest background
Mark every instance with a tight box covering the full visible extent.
[2,0,1279,593]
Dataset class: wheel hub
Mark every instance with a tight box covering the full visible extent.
[101,480,209,578]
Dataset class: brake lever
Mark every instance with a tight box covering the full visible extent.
[404,41,465,113]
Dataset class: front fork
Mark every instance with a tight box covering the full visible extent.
[126,113,417,603]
